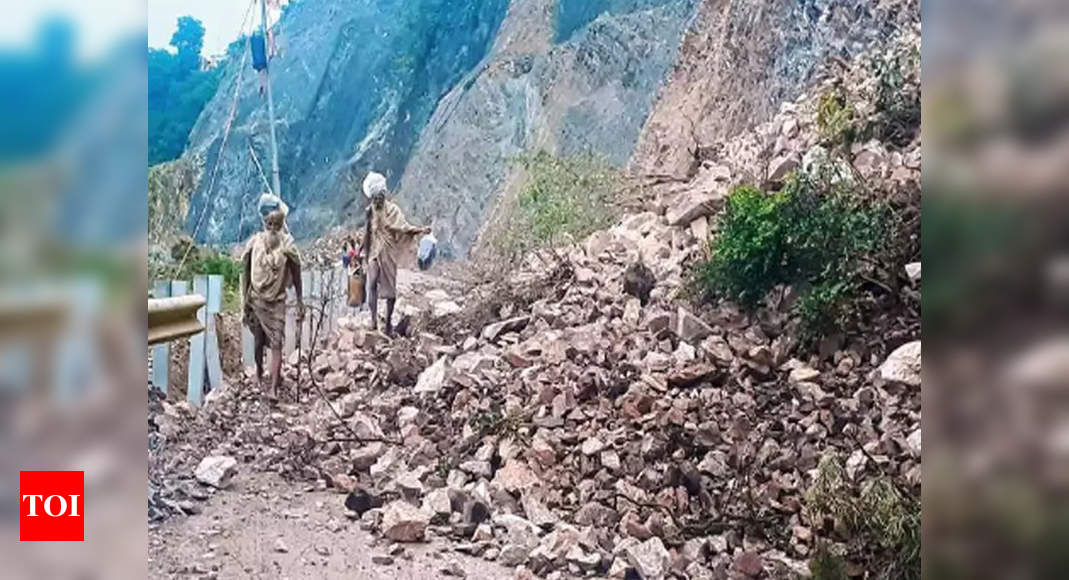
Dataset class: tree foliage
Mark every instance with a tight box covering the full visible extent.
[148,16,220,165]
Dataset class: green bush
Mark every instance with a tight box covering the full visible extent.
[866,47,921,147]
[149,246,243,312]
[490,150,619,260]
[695,169,886,338]
[817,87,856,150]
[805,457,920,580]
[695,185,789,307]
[793,279,855,342]
[190,253,242,311]
[810,544,849,580]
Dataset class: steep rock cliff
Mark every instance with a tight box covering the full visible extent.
[632,0,920,178]
[185,0,509,244]
[397,0,697,257]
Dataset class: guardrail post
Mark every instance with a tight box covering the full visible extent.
[188,276,207,406]
[240,272,254,371]
[151,281,171,393]
[301,270,312,352]
[205,274,224,393]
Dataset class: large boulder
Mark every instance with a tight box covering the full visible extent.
[666,191,723,226]
[673,307,714,342]
[415,356,451,394]
[879,341,921,387]
[381,500,432,542]
[625,537,671,579]
[194,455,237,488]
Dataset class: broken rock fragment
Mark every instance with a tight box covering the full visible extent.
[381,500,432,542]
[673,307,714,342]
[194,455,237,488]
[879,341,921,387]
[415,356,451,394]
[625,537,671,579]
[482,316,530,341]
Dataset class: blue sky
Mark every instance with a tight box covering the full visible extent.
[0,1,144,60]
[148,0,254,56]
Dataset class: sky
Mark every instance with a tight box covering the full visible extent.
[148,0,258,57]
[0,0,144,61]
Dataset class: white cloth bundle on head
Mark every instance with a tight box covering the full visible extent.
[258,193,289,218]
[258,193,290,232]
[363,172,388,198]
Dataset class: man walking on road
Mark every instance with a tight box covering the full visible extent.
[242,194,304,396]
[356,172,430,335]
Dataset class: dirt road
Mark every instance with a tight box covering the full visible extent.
[148,472,515,580]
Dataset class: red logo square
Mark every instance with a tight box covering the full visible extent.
[19,471,84,541]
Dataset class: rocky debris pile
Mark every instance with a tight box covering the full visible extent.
[149,184,920,577]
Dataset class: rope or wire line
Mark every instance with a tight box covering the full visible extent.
[247,137,273,194]
[170,0,258,280]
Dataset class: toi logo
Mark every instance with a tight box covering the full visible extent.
[20,471,84,541]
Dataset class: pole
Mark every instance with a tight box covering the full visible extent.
[260,0,282,198]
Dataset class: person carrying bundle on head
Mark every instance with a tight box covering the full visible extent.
[242,193,303,398]
[355,172,430,335]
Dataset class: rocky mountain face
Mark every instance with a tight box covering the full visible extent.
[184,0,511,244]
[179,0,916,257]
[632,0,920,178]
[398,0,698,257]
[181,0,698,251]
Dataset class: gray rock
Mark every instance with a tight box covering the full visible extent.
[905,262,922,282]
[673,307,714,342]
[415,356,451,394]
[879,341,921,387]
[581,437,607,456]
[625,537,671,579]
[459,460,493,478]
[767,154,800,183]
[351,442,386,471]
[666,192,722,226]
[422,488,453,522]
[574,502,620,527]
[194,455,237,488]
[492,460,540,493]
[733,551,764,577]
[481,316,531,341]
[381,500,432,543]
[499,543,532,567]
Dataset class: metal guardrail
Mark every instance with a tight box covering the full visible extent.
[147,295,205,346]
[150,268,347,407]
[149,276,223,407]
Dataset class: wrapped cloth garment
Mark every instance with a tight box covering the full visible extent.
[246,297,286,348]
[242,229,300,304]
[366,201,422,299]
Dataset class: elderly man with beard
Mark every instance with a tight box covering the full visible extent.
[356,172,431,335]
[242,194,303,396]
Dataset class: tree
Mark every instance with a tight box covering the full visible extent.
[149,16,220,165]
[170,16,205,76]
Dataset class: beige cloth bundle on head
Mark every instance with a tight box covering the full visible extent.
[363,172,388,198]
